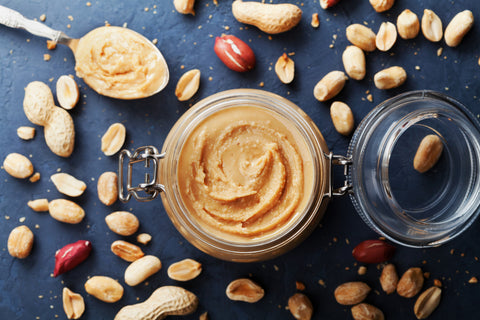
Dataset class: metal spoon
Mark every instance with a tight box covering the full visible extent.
[0,5,169,99]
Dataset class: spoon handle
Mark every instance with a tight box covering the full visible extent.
[0,5,69,43]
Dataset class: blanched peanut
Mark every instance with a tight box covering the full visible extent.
[175,69,201,101]
[444,10,474,47]
[17,126,36,140]
[397,9,420,40]
[167,258,202,281]
[49,199,85,224]
[226,278,264,303]
[346,24,376,52]
[84,276,124,303]
[376,22,397,52]
[105,211,139,236]
[413,135,443,173]
[56,75,79,110]
[174,0,195,15]
[342,46,366,81]
[97,172,118,206]
[101,123,126,156]
[124,255,162,286]
[63,287,85,319]
[28,199,49,212]
[369,0,395,13]
[3,153,34,179]
[374,66,407,90]
[330,102,354,136]
[51,173,86,197]
[8,225,34,259]
[313,71,348,102]
[422,9,443,42]
[111,240,145,262]
[275,53,295,84]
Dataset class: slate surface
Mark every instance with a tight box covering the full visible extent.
[0,0,479,319]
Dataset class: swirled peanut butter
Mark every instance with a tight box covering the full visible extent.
[74,26,168,99]
[178,106,315,241]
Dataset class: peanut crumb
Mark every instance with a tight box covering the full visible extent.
[329,44,334,48]
[288,52,295,56]
[358,266,367,275]
[311,13,320,28]
[273,264,279,271]
[39,14,46,22]
[415,66,421,70]
[268,36,272,40]
[29,172,41,183]
[208,76,213,81]
[152,38,158,45]
[450,249,455,255]
[437,47,443,56]
[180,65,185,69]
[318,279,326,287]
[424,272,431,279]
[259,82,265,87]
[68,15,74,21]
[345,238,350,245]
[199,312,209,320]
[367,94,373,102]
[35,224,40,229]
[43,54,51,61]
[137,233,152,245]
[46,40,56,50]
[224,26,230,31]
[213,0,218,5]
[434,279,442,287]
[469,277,478,284]
[295,281,306,291]
[5,216,10,220]
[123,22,128,28]
[38,295,44,299]
[86,2,91,6]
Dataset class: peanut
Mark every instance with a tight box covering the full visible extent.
[54,240,92,277]
[114,286,198,320]
[3,153,34,179]
[334,282,371,305]
[352,239,396,264]
[97,171,118,206]
[214,35,256,72]
[84,276,124,303]
[226,278,264,303]
[63,287,85,319]
[17,126,36,140]
[414,286,441,319]
[397,267,424,298]
[56,75,79,110]
[175,69,201,101]
[173,0,195,15]
[444,10,474,47]
[380,263,398,294]
[342,45,366,80]
[167,258,202,281]
[49,199,85,224]
[397,9,420,40]
[7,225,34,258]
[288,293,313,320]
[369,0,394,13]
[29,172,41,183]
[311,13,320,28]
[51,173,86,197]
[313,71,348,102]
[124,255,162,286]
[374,66,407,90]
[28,199,49,212]
[346,24,377,52]
[275,53,295,84]
[421,9,443,42]
[111,240,145,262]
[137,233,152,245]
[351,303,385,320]
[232,0,302,34]
[23,81,75,157]
[105,211,140,236]
[320,0,341,9]
[330,101,354,136]
[413,134,443,173]
[376,22,397,52]
[101,123,126,156]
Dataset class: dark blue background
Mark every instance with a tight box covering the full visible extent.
[1,0,479,319]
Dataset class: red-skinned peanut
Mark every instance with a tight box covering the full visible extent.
[54,240,92,277]
[352,239,396,264]
[320,0,341,9]
[214,35,255,72]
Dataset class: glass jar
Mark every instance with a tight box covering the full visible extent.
[119,89,480,261]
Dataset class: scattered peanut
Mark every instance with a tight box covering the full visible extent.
[351,303,385,320]
[374,66,407,89]
[346,24,377,52]
[275,53,295,84]
[369,0,394,13]
[17,126,36,140]
[84,276,124,303]
[342,45,366,80]
[313,71,348,102]
[422,9,443,42]
[311,13,320,28]
[105,211,140,236]
[226,278,264,303]
[54,240,92,277]
[63,287,85,319]
[3,153,34,179]
[111,240,145,262]
[296,281,306,291]
[28,198,49,212]
[175,69,201,101]
[414,286,441,319]
[167,258,202,281]
[51,173,86,197]
[56,75,79,110]
[46,40,56,50]
[137,233,152,245]
[7,225,34,258]
[444,10,474,47]
[48,199,85,224]
[330,101,354,136]
[413,135,443,173]
[397,267,424,298]
[232,0,302,34]
[124,255,162,286]
[101,123,126,156]
[288,293,313,320]
[334,282,371,305]
[173,0,195,15]
[376,22,397,52]
[397,9,420,40]
[23,81,75,157]
[320,0,341,9]
[114,286,198,320]
[380,263,398,294]
[214,34,256,72]
[97,171,118,206]
[199,311,209,320]
[29,172,41,183]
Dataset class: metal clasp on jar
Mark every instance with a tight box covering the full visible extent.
[118,146,165,202]
[324,152,353,198]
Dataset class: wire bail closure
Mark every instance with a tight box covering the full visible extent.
[118,146,165,202]
[324,152,353,198]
